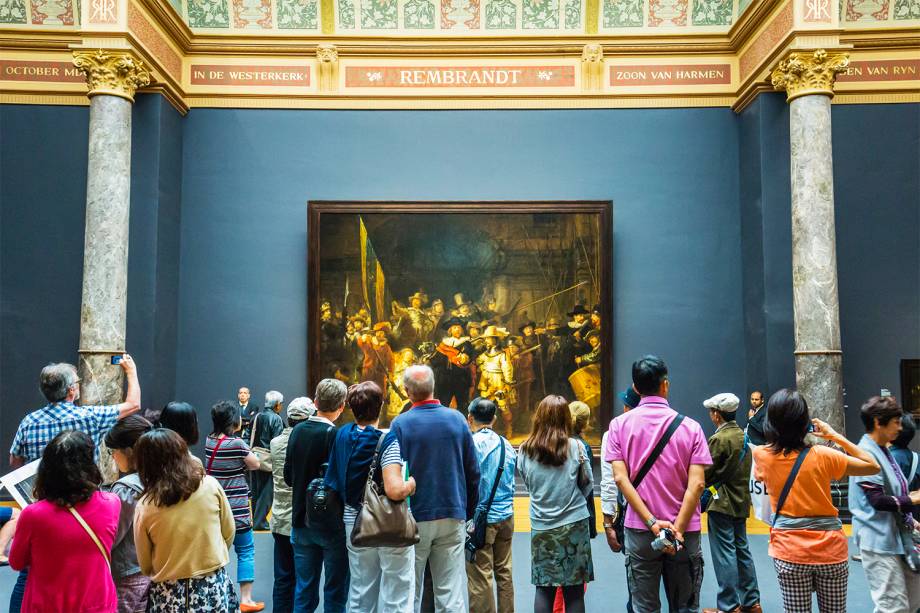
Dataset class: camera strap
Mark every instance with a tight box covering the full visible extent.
[772,446,811,526]
[632,414,685,490]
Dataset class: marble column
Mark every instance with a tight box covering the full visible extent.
[771,49,849,432]
[72,49,150,405]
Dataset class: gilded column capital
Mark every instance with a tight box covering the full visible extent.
[581,44,604,92]
[770,49,849,103]
[73,49,151,102]
[317,43,339,93]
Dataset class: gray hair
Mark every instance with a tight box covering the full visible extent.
[40,362,79,403]
[403,365,435,402]
[264,390,284,409]
[314,379,347,413]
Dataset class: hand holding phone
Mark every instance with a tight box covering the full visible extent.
[110,355,122,365]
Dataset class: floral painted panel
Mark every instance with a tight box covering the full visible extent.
[277,0,318,27]
[338,0,356,26]
[844,0,889,20]
[361,0,398,27]
[892,0,920,18]
[648,0,687,25]
[522,0,559,28]
[564,0,580,27]
[187,0,230,26]
[602,0,643,26]
[231,0,273,28]
[441,0,480,29]
[692,0,731,24]
[0,0,27,22]
[31,0,74,23]
[738,0,753,13]
[485,0,515,26]
[404,0,435,26]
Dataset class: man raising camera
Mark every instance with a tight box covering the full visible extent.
[605,356,712,613]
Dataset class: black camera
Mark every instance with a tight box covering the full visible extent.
[651,528,681,552]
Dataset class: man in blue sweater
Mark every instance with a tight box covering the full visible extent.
[391,364,481,613]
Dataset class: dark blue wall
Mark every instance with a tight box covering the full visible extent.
[833,103,920,432]
[1,100,917,454]
[1,105,89,454]
[739,96,920,439]
[738,94,795,403]
[175,108,746,431]
[0,96,183,456]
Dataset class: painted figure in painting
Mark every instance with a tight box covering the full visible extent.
[391,290,432,348]
[430,316,477,413]
[476,326,515,436]
[314,208,608,442]
[356,322,395,394]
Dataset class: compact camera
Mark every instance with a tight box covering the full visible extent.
[651,528,681,553]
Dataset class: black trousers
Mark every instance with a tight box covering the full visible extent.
[251,470,273,530]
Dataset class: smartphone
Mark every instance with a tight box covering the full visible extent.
[807,423,816,433]
[110,355,123,365]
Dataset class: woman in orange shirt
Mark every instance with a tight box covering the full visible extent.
[753,389,879,613]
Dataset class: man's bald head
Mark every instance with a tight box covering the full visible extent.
[403,364,435,402]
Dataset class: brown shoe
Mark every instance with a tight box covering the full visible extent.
[741,605,763,613]
[702,608,740,613]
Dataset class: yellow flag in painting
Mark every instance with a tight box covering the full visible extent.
[359,217,387,323]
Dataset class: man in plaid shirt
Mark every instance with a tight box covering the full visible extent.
[9,355,141,468]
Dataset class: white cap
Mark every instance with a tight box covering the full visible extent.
[703,392,740,413]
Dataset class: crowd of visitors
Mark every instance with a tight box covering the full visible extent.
[3,353,920,613]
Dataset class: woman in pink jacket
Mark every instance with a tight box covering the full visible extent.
[10,430,121,613]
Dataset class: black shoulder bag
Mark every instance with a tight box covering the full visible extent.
[613,414,685,548]
[465,438,506,562]
[771,446,811,525]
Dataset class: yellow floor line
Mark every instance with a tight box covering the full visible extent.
[512,498,852,536]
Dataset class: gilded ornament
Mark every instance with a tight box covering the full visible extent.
[581,43,604,92]
[72,50,151,102]
[770,49,849,102]
[317,43,339,92]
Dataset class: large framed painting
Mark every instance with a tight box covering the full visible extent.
[308,201,613,444]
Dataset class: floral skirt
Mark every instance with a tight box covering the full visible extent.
[530,518,595,587]
[147,567,239,613]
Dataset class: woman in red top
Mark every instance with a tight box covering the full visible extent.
[10,430,121,613]
[753,389,879,613]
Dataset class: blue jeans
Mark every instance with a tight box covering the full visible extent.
[233,528,255,584]
[291,524,349,613]
[707,511,760,611]
[8,569,27,613]
[273,532,295,613]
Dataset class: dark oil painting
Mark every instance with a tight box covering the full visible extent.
[308,202,612,444]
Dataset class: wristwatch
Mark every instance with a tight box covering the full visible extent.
[645,516,657,528]
[603,523,614,530]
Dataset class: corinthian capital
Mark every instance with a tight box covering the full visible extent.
[771,49,849,103]
[73,49,151,102]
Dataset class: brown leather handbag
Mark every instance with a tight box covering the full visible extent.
[350,435,420,548]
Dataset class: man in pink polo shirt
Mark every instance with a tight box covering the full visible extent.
[605,355,712,613]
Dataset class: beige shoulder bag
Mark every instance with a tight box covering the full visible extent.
[68,506,111,571]
[249,413,273,472]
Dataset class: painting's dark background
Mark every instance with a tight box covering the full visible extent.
[1,97,918,458]
[318,211,602,328]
